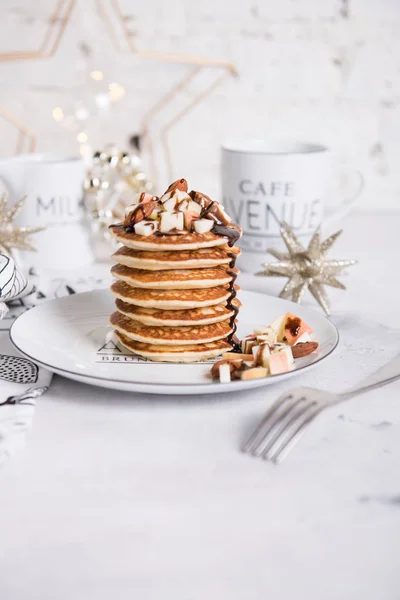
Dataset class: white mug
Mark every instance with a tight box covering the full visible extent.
[0,153,93,269]
[221,140,364,272]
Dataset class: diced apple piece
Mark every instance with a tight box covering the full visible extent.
[257,330,277,344]
[219,362,231,383]
[160,191,170,203]
[272,345,294,366]
[160,211,184,232]
[256,335,268,342]
[222,352,254,361]
[162,197,178,213]
[294,331,311,345]
[176,199,200,213]
[269,314,287,341]
[267,350,293,375]
[252,345,260,358]
[243,360,256,368]
[241,336,258,354]
[283,312,313,345]
[239,367,268,380]
[255,343,271,368]
[184,210,199,230]
[176,200,190,212]
[193,219,213,234]
[253,326,276,342]
[160,189,171,202]
[161,189,190,206]
[269,343,286,352]
[174,189,190,201]
[253,326,270,335]
[186,200,202,215]
[134,220,159,236]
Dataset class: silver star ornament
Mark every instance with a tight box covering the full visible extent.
[257,222,357,315]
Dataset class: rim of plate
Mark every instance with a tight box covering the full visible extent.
[9,290,340,391]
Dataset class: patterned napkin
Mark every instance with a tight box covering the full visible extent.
[0,254,52,401]
[0,254,109,463]
[0,254,50,464]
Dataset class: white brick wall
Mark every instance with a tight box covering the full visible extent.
[0,0,399,210]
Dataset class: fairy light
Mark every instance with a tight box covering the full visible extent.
[90,70,104,81]
[77,132,88,143]
[52,107,64,121]
[95,93,110,109]
[75,105,89,121]
[108,82,125,103]
[79,143,92,160]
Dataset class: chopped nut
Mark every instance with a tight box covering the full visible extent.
[291,341,319,358]
[165,178,188,193]
[210,359,242,379]
[125,199,157,226]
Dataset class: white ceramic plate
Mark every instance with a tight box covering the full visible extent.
[10,289,338,395]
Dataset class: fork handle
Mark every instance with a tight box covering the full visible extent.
[341,354,400,400]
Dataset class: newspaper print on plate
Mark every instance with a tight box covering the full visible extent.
[94,331,217,365]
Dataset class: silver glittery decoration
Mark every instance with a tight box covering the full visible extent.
[257,222,357,315]
[83,145,153,260]
[0,195,44,256]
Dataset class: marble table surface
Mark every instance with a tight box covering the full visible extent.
[0,213,399,600]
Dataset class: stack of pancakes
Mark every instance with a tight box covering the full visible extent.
[109,179,242,363]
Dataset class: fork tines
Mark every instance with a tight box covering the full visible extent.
[242,389,322,463]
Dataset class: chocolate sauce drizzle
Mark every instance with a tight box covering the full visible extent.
[211,223,241,247]
[226,251,240,351]
[210,223,242,352]
[154,229,186,237]
[286,316,301,337]
[201,200,217,218]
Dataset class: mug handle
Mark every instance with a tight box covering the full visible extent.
[324,167,364,225]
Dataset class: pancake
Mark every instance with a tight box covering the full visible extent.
[111,280,240,309]
[111,263,237,290]
[110,311,233,345]
[115,331,232,362]
[115,298,241,326]
[110,225,228,251]
[112,245,241,271]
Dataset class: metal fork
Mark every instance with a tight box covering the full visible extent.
[243,355,400,464]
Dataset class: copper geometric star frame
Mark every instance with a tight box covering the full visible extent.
[0,0,76,154]
[96,0,237,186]
[0,0,235,180]
[0,105,36,154]
[0,0,75,61]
